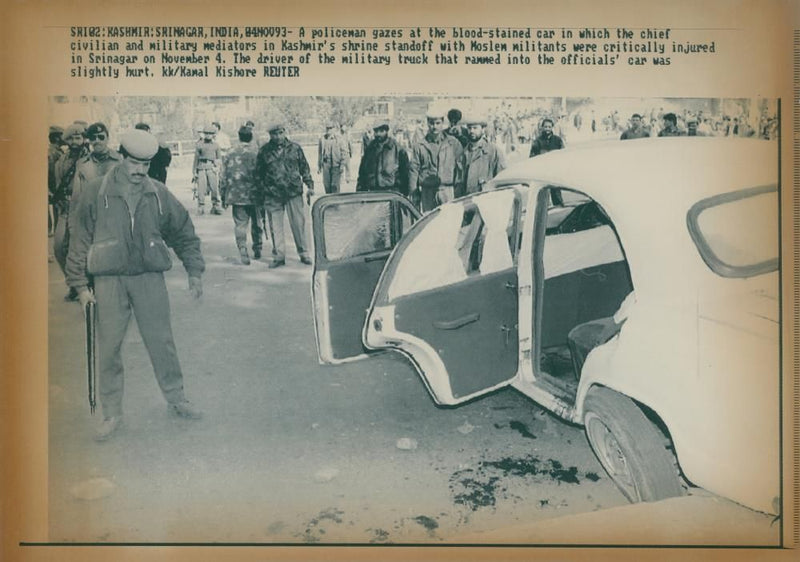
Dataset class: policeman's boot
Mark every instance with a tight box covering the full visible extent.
[239,247,251,265]
[197,204,205,216]
[211,201,223,215]
[252,247,261,260]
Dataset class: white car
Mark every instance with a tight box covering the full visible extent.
[310,138,779,514]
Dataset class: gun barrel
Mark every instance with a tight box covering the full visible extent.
[85,300,97,415]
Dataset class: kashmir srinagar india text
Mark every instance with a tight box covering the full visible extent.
[68,25,717,79]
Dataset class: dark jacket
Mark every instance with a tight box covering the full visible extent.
[148,145,172,183]
[255,139,314,203]
[66,164,204,290]
[455,137,505,197]
[356,136,409,195]
[529,133,564,157]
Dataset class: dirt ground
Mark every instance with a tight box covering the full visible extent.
[47,154,778,545]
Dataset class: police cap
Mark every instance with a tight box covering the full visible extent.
[63,124,85,138]
[86,122,109,138]
[266,121,285,133]
[120,129,159,160]
[462,114,487,126]
[372,119,390,131]
[202,123,217,134]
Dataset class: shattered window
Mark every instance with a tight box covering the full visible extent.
[323,201,411,261]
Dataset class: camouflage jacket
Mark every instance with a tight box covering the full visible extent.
[255,139,314,203]
[220,143,263,206]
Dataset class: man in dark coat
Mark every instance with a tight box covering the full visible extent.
[529,118,564,157]
[356,119,409,195]
[620,113,650,140]
[255,122,315,268]
[134,123,172,184]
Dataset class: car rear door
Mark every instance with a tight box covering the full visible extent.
[311,192,420,363]
[364,188,524,405]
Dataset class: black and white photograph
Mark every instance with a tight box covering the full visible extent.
[46,94,781,545]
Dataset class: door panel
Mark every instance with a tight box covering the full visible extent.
[366,188,523,403]
[393,269,518,400]
[311,192,419,363]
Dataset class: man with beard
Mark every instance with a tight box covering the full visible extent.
[220,126,266,265]
[455,114,506,197]
[408,107,464,212]
[356,119,409,195]
[620,113,650,140]
[53,123,89,300]
[529,117,564,157]
[193,123,223,215]
[66,129,205,441]
[256,122,315,268]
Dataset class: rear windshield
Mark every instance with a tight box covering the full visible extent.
[687,185,778,278]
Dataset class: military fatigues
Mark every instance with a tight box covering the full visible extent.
[356,136,409,195]
[193,139,222,212]
[256,138,314,262]
[220,143,267,257]
[318,133,346,194]
[66,164,205,419]
[455,137,506,197]
[408,133,463,212]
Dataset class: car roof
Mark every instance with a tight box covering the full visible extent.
[489,138,778,293]
[490,137,777,209]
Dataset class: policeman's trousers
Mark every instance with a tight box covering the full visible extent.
[231,205,266,253]
[196,168,220,206]
[264,196,308,261]
[94,273,187,418]
[321,164,342,194]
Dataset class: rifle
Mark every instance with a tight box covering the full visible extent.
[85,300,97,415]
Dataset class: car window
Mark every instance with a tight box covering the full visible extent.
[322,200,414,261]
[687,185,778,278]
[387,189,518,300]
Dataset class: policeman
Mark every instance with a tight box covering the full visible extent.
[193,123,223,215]
[255,122,314,267]
[455,114,506,197]
[53,123,89,300]
[220,126,267,265]
[408,107,464,212]
[317,122,345,194]
[66,129,205,441]
[73,122,122,201]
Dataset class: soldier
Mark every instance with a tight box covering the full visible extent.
[620,113,650,140]
[66,129,205,441]
[408,108,464,212]
[317,122,346,194]
[356,119,409,195]
[73,123,122,202]
[134,123,172,184]
[193,123,223,215]
[53,122,89,300]
[529,118,565,157]
[455,114,506,197]
[220,126,266,265]
[48,125,65,237]
[339,124,353,183]
[255,122,315,268]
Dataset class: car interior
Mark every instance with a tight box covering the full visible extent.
[534,187,633,399]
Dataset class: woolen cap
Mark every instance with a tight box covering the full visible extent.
[462,114,487,126]
[266,121,285,132]
[63,124,85,138]
[120,129,159,160]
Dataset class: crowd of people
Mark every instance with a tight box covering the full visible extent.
[47,100,777,441]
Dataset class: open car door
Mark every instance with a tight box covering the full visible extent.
[364,188,524,405]
[311,192,420,363]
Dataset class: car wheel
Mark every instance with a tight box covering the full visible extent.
[583,386,684,503]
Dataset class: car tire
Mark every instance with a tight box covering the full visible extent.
[583,386,684,503]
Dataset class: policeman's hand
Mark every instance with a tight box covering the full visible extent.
[78,288,95,308]
[188,276,203,300]
[306,189,315,205]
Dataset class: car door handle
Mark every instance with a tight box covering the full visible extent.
[433,313,480,330]
[505,281,517,290]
